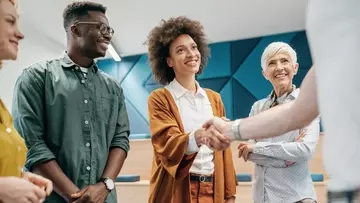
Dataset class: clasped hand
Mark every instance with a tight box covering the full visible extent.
[196,117,234,151]
[71,182,109,203]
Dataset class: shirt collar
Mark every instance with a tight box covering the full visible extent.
[268,84,299,102]
[59,51,98,73]
[167,78,207,99]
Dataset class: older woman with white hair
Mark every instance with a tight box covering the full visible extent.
[237,42,320,203]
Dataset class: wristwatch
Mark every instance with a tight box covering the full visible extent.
[99,177,115,192]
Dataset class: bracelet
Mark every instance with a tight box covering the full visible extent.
[231,119,242,140]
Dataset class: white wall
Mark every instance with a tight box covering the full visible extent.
[0,39,62,110]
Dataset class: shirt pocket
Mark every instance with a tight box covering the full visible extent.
[98,93,119,127]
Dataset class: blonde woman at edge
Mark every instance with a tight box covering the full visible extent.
[0,0,52,202]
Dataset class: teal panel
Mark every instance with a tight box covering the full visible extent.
[290,31,313,67]
[231,38,261,74]
[117,55,141,83]
[198,77,230,92]
[125,99,150,134]
[115,175,140,182]
[311,173,324,182]
[233,32,297,100]
[220,79,233,119]
[198,42,231,79]
[121,55,152,122]
[97,59,118,79]
[236,174,252,182]
[232,79,257,118]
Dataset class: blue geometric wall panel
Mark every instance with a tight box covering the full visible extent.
[290,31,313,68]
[232,79,257,119]
[124,99,150,134]
[231,38,261,74]
[197,42,231,79]
[96,59,118,78]
[97,30,314,134]
[120,55,151,123]
[198,77,230,93]
[220,79,234,119]
[117,55,141,82]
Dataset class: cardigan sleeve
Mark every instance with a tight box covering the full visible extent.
[148,90,196,180]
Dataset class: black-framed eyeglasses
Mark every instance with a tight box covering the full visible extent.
[73,21,115,36]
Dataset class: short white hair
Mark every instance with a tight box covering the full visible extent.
[261,42,297,70]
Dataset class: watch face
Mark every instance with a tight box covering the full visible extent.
[105,179,115,190]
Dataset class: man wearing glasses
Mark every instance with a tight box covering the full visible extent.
[12,1,130,203]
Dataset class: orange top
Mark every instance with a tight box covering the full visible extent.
[0,99,27,177]
[147,88,237,203]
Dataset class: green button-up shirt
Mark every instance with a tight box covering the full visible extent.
[12,53,130,203]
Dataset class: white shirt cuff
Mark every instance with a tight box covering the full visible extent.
[186,131,200,154]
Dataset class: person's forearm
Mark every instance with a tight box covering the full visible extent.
[33,160,79,201]
[239,67,319,140]
[248,153,288,168]
[101,148,127,181]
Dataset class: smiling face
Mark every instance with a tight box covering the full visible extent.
[166,34,201,78]
[262,52,298,90]
[0,0,24,61]
[72,10,112,59]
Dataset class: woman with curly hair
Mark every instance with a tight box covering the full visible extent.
[146,16,237,203]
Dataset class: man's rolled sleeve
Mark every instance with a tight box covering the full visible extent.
[11,67,56,170]
[25,142,56,170]
[110,89,130,153]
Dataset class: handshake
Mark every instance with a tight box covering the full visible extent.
[195,117,238,151]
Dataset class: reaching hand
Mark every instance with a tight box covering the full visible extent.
[204,125,231,151]
[202,116,235,140]
[0,176,47,203]
[22,172,53,196]
[194,126,230,151]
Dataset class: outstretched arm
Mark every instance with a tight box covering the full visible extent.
[203,67,319,144]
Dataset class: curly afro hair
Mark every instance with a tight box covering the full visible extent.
[147,16,210,85]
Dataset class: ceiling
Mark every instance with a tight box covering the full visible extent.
[17,0,309,58]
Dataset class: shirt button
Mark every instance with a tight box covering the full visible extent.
[84,120,89,125]
[86,166,91,171]
[5,128,12,133]
[86,143,90,147]
[84,100,88,104]
[17,146,21,151]
[75,67,79,70]
[81,80,85,84]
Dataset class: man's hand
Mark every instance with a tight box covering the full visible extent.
[22,172,53,196]
[203,117,234,139]
[0,177,47,203]
[238,142,254,162]
[71,183,109,203]
[225,196,236,203]
[203,116,235,139]
[203,125,231,151]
